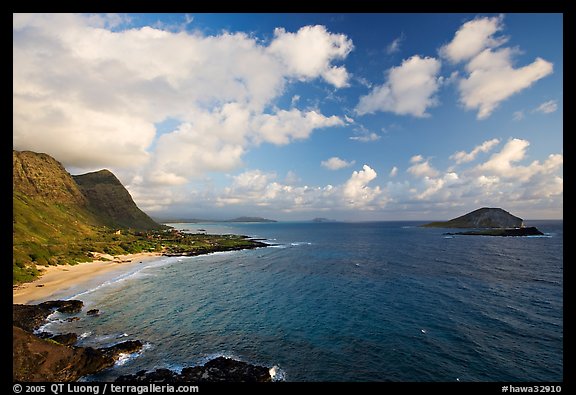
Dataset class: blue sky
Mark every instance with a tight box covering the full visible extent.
[13,13,563,220]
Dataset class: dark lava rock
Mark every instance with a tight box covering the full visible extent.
[444,226,545,237]
[35,331,78,346]
[115,356,272,383]
[50,333,79,346]
[40,300,84,314]
[101,340,143,359]
[87,309,100,316]
[13,326,143,382]
[13,300,83,332]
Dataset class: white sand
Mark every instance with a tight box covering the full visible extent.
[13,252,163,305]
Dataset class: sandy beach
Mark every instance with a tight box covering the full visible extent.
[13,252,163,305]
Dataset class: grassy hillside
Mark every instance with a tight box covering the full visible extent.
[13,150,266,285]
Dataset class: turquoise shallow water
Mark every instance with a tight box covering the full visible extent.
[42,220,563,382]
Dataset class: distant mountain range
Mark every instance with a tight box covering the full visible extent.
[160,216,277,223]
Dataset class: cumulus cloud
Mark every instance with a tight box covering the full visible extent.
[213,165,383,212]
[533,100,558,114]
[413,172,459,200]
[407,157,440,178]
[450,138,500,164]
[321,157,356,170]
[252,109,344,145]
[476,138,563,182]
[439,15,507,63]
[458,48,553,119]
[343,165,381,207]
[355,55,441,117]
[133,137,561,218]
[13,14,351,179]
[268,25,354,88]
[440,15,553,120]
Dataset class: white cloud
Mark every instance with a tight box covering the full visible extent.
[407,158,440,178]
[439,15,507,64]
[290,95,301,106]
[343,165,381,207]
[268,25,353,88]
[476,138,563,182]
[458,48,553,119]
[450,138,500,164]
[355,55,441,117]
[386,34,405,54]
[230,169,277,192]
[407,171,460,201]
[134,137,561,219]
[513,110,525,121]
[13,14,352,181]
[476,138,529,175]
[349,132,381,142]
[410,154,424,164]
[440,15,554,120]
[533,100,558,114]
[321,157,356,170]
[252,109,344,145]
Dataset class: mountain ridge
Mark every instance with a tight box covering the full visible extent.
[73,169,161,230]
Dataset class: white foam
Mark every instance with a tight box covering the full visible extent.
[67,256,179,300]
[269,365,287,381]
[114,342,152,367]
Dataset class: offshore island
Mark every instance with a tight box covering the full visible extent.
[420,207,544,236]
[13,150,273,382]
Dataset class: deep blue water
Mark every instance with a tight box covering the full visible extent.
[43,220,563,382]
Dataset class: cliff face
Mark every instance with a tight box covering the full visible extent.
[13,150,87,205]
[73,170,161,230]
[13,150,162,231]
[422,207,524,228]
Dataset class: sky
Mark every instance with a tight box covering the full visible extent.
[13,13,563,221]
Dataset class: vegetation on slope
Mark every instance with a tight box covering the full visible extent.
[13,150,267,285]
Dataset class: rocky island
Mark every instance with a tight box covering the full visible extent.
[420,207,544,236]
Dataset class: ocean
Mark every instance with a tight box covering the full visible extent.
[41,220,563,382]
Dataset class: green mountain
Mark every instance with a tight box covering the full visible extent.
[13,150,163,283]
[73,170,161,230]
[421,207,524,228]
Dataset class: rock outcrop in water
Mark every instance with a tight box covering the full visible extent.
[115,356,272,382]
[13,300,144,382]
[13,325,143,382]
[444,226,544,237]
[13,300,83,332]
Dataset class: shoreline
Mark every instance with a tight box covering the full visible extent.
[12,252,163,305]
